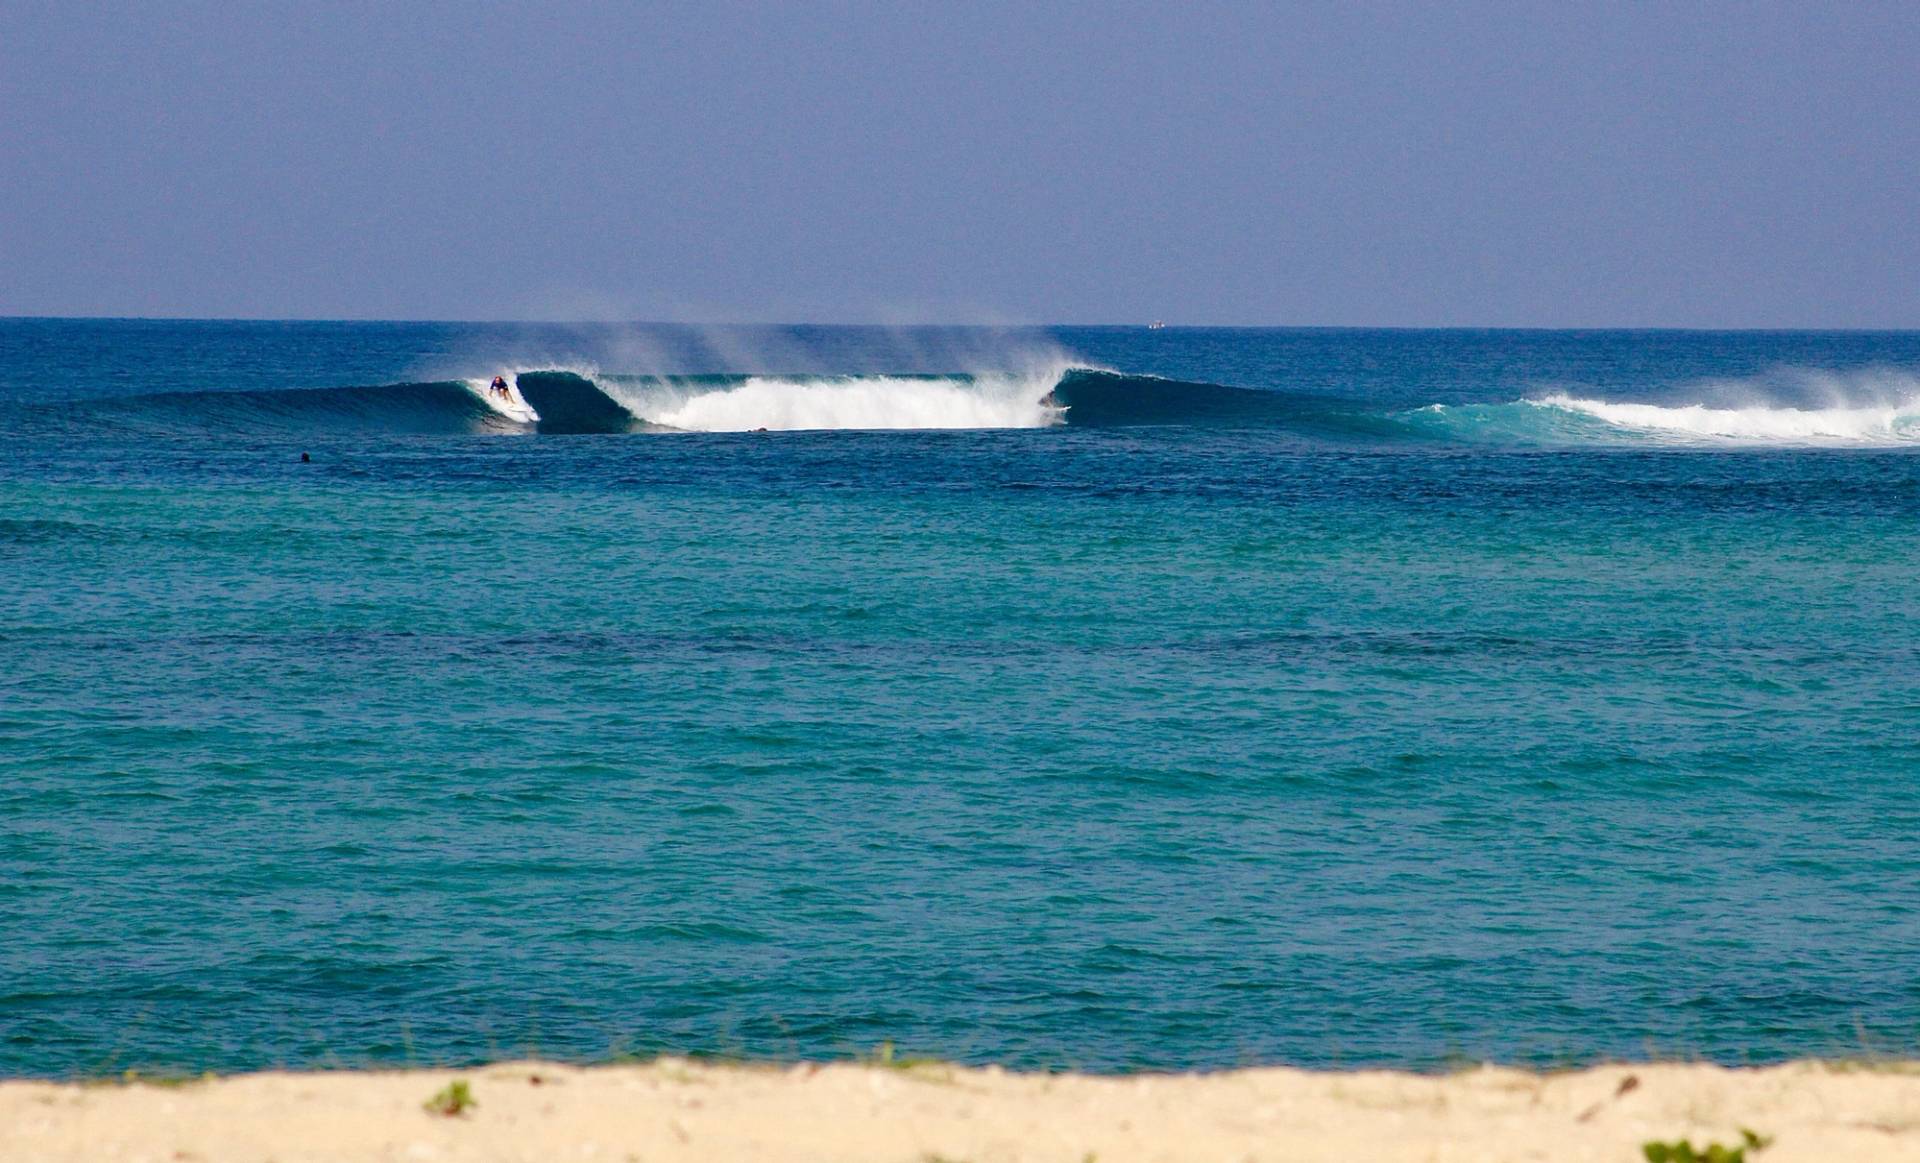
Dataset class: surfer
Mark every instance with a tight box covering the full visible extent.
[490,375,510,399]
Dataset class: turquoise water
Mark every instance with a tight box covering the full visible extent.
[4,321,1920,1076]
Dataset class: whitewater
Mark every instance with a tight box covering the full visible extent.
[1396,370,1920,447]
[1525,390,1920,444]
[605,369,1069,431]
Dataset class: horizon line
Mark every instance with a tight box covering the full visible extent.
[4,314,1920,335]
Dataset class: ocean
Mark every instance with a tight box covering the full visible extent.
[3,320,1919,1078]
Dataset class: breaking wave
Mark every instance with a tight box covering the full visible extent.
[40,367,1300,437]
[1535,394,1920,443]
[1403,370,1920,447]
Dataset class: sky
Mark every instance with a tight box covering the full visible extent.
[2,2,1917,326]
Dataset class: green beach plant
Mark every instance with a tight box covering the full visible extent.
[423,1079,476,1117]
[861,1040,954,1081]
[91,1068,215,1089]
[1641,1127,1772,1163]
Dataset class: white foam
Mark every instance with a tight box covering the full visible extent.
[1528,392,1920,445]
[463,376,540,425]
[603,370,1068,432]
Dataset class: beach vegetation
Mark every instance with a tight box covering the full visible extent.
[423,1079,476,1117]
[1641,1128,1772,1163]
[84,1068,216,1089]
[864,1041,955,1082]
[866,1040,922,1069]
[653,1061,711,1085]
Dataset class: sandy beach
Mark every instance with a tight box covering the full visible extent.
[6,1058,1918,1162]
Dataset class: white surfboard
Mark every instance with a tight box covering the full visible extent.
[470,377,540,425]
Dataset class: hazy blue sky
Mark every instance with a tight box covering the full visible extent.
[3,2,1916,325]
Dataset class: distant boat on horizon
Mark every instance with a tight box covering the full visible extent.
[1147,320,1166,330]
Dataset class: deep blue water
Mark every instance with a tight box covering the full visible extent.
[4,320,1920,1077]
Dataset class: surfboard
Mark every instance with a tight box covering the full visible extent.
[472,377,539,425]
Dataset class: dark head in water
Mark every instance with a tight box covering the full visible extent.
[300,452,310,463]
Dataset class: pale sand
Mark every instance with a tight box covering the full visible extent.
[6,1058,1919,1162]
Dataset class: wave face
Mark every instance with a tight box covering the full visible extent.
[64,380,508,436]
[1045,369,1322,427]
[510,372,642,434]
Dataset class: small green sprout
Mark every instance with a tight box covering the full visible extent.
[423,1078,475,1117]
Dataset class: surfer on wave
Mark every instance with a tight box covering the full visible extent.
[490,375,510,399]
